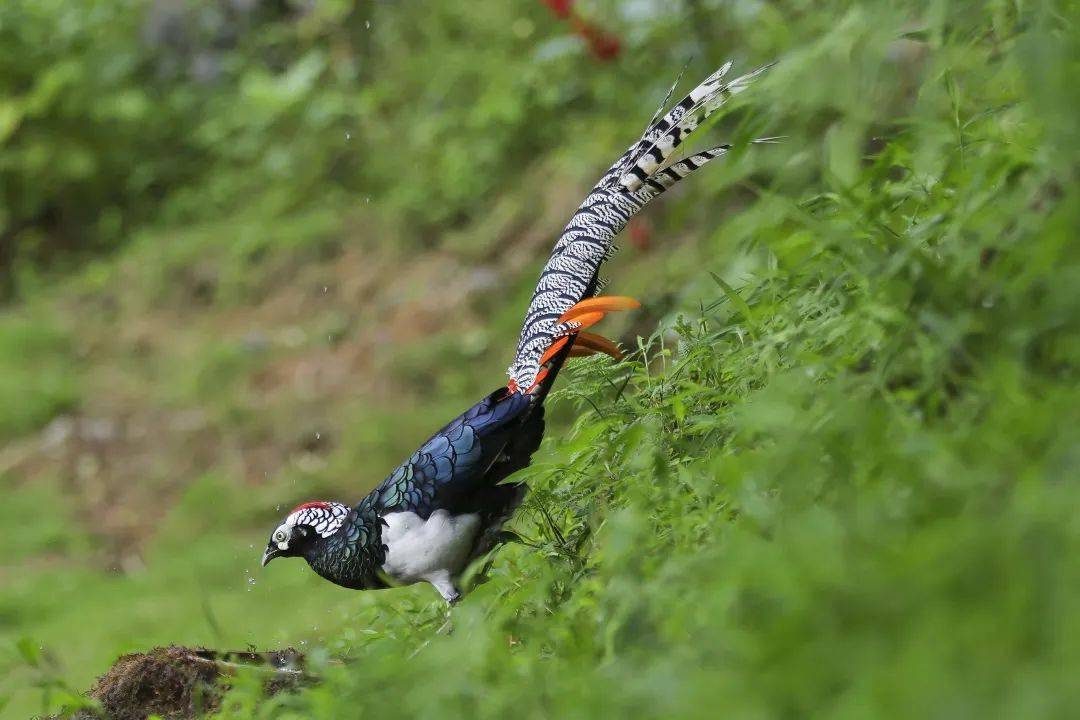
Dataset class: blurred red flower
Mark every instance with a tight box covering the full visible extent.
[539,0,621,60]
[542,0,574,19]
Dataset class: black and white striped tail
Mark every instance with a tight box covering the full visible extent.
[507,60,772,393]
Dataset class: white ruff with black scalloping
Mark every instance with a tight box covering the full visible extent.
[285,502,350,538]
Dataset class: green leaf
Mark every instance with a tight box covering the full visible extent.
[709,272,758,339]
[15,638,40,667]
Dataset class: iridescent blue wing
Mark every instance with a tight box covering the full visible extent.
[367,388,534,518]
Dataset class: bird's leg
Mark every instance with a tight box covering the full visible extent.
[428,572,461,605]
[430,573,461,634]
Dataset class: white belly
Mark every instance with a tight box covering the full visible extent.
[380,510,480,588]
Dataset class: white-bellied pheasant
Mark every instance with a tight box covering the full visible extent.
[262,61,771,603]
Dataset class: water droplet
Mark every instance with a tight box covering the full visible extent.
[315,432,321,440]
[322,285,328,293]
[345,132,351,141]
[365,20,371,29]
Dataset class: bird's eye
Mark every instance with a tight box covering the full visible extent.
[273,530,287,543]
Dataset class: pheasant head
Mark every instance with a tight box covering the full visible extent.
[261,501,350,567]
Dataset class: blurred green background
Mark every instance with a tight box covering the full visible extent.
[1,0,1078,717]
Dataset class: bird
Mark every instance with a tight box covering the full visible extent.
[261,60,771,603]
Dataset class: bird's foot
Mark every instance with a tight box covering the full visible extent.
[429,573,461,606]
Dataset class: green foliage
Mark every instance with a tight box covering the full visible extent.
[0,0,665,295]
[0,473,86,564]
[1,0,1078,717]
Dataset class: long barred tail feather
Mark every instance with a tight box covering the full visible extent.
[507,59,772,393]
[608,61,733,191]
[631,143,732,201]
[645,61,692,134]
[616,61,774,193]
[631,136,783,204]
[595,60,731,191]
[590,69,691,192]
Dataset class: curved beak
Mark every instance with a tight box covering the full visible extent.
[261,544,282,567]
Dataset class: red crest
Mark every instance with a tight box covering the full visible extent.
[290,501,331,513]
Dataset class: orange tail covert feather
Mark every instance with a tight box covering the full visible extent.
[538,337,570,366]
[568,346,597,358]
[569,344,625,359]
[562,310,605,332]
[574,332,624,359]
[558,296,641,324]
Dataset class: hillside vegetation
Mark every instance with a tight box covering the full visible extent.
[2,0,1078,718]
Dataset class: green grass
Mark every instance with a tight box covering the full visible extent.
[2,0,1079,717]
[0,314,81,441]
